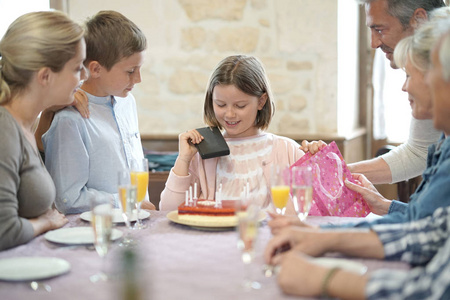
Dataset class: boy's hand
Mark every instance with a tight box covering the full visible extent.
[141,200,156,210]
[299,140,327,155]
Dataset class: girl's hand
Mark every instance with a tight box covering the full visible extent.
[299,140,327,155]
[173,129,204,176]
[178,129,204,162]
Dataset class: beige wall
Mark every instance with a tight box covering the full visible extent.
[67,0,360,138]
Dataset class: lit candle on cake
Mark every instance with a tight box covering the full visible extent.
[193,182,198,205]
[189,185,193,206]
[215,183,223,208]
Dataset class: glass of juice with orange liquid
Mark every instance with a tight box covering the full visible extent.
[130,158,149,229]
[270,165,290,215]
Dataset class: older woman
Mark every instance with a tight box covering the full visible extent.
[0,11,87,250]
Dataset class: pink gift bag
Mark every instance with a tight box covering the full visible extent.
[291,142,370,217]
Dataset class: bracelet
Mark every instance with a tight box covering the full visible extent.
[321,267,340,298]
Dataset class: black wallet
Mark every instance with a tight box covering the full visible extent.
[194,127,230,159]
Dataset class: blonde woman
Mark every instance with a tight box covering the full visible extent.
[0,11,87,250]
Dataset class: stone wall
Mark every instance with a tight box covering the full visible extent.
[68,0,355,137]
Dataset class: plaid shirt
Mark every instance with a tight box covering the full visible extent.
[366,206,450,299]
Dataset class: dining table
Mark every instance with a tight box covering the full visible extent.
[0,211,410,300]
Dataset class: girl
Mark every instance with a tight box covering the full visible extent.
[160,55,304,210]
[0,11,87,250]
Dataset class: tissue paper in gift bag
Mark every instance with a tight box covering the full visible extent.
[291,142,370,217]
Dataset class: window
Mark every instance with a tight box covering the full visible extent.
[0,0,50,39]
[372,48,410,143]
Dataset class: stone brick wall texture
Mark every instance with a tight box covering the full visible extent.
[69,0,339,136]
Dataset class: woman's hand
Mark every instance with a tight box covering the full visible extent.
[267,211,317,234]
[43,89,89,118]
[30,208,69,237]
[345,173,391,215]
[299,140,327,155]
[72,89,89,118]
[172,129,204,176]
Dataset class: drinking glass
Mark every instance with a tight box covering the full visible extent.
[90,197,113,283]
[236,200,261,290]
[270,165,291,215]
[130,158,149,229]
[291,165,313,221]
[118,170,137,246]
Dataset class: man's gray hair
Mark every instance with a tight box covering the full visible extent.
[356,0,446,28]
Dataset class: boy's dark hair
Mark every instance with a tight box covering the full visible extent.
[84,10,147,70]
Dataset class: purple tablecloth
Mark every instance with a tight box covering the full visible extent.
[0,211,409,300]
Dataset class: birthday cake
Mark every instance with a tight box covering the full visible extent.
[178,200,236,223]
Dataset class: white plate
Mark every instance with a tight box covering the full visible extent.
[80,208,150,223]
[44,227,123,245]
[0,257,70,281]
[310,257,367,274]
[167,210,266,228]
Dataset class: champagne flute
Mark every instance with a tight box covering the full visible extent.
[236,188,262,290]
[270,165,290,215]
[118,170,137,246]
[90,197,113,283]
[130,158,149,229]
[291,166,313,221]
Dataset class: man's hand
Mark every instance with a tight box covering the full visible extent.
[264,226,329,265]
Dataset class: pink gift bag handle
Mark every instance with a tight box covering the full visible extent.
[313,152,343,200]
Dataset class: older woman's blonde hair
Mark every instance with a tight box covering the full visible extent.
[0,11,84,104]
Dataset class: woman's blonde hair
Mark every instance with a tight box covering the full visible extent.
[203,55,275,131]
[0,11,84,104]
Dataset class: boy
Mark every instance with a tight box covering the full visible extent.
[42,10,155,214]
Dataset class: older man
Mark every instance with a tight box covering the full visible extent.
[265,24,450,300]
[347,0,444,184]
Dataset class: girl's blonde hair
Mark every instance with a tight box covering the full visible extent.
[203,55,275,130]
[0,11,84,104]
